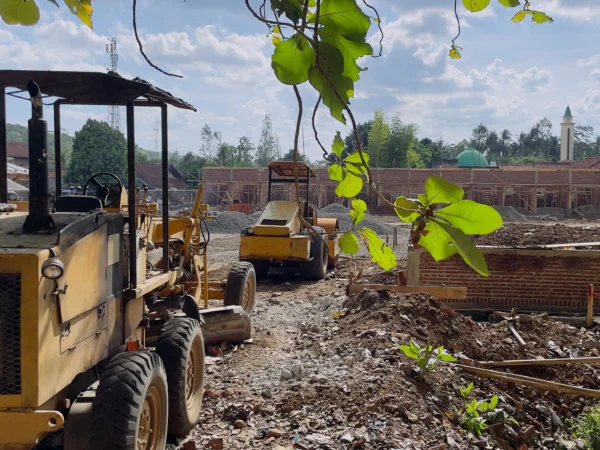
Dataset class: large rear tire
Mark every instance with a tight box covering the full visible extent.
[302,232,328,281]
[89,351,168,450]
[155,318,205,439]
[224,262,256,314]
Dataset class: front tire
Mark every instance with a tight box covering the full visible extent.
[156,318,205,439]
[89,351,168,450]
[224,262,256,314]
[302,232,328,281]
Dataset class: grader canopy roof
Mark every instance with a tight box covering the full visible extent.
[0,70,196,110]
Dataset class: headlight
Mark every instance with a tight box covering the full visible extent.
[247,227,255,235]
[42,258,64,280]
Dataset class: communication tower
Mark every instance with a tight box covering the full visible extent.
[106,38,121,131]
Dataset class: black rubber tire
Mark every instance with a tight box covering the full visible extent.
[302,233,329,281]
[241,259,269,279]
[224,262,257,314]
[89,351,168,450]
[155,318,205,439]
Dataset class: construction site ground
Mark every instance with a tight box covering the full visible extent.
[181,223,600,450]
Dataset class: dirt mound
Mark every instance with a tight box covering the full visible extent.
[473,223,600,247]
[327,291,600,448]
[578,205,600,220]
[494,206,529,223]
[318,203,392,234]
[206,211,254,234]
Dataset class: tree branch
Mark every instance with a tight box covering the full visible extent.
[362,0,383,57]
[133,0,182,78]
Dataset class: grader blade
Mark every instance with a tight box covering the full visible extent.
[200,305,251,346]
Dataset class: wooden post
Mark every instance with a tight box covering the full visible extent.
[587,284,594,327]
[393,227,398,248]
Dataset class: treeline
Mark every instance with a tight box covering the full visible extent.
[341,111,600,169]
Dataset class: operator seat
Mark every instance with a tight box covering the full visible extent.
[53,195,103,213]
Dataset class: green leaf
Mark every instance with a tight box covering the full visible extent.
[437,352,458,363]
[339,231,359,255]
[335,171,362,197]
[318,28,373,82]
[449,44,462,60]
[436,200,503,235]
[394,196,421,223]
[271,34,315,85]
[357,227,396,271]
[463,0,491,12]
[489,395,499,409]
[350,199,367,226]
[409,339,421,354]
[425,176,464,205]
[308,42,353,124]
[498,0,519,6]
[417,194,428,207]
[512,9,532,22]
[344,150,369,165]
[328,163,345,182]
[532,11,553,23]
[399,345,418,360]
[332,131,344,158]
[272,25,281,34]
[63,0,93,28]
[318,0,372,42]
[418,221,459,261]
[437,221,489,276]
[271,0,303,23]
[0,0,40,25]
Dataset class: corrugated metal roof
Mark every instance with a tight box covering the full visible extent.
[7,179,27,192]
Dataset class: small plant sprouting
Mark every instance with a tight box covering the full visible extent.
[459,395,518,438]
[398,339,457,373]
[459,382,473,399]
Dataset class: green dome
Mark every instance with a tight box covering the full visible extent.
[457,148,489,168]
[565,105,572,117]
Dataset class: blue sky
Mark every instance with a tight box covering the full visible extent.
[1,0,599,161]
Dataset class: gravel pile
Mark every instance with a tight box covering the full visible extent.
[206,211,254,234]
[318,203,391,234]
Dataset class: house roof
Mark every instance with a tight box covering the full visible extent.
[136,162,190,190]
[7,162,28,175]
[7,178,27,192]
[535,157,600,169]
[7,142,28,158]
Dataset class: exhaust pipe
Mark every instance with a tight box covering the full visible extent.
[23,80,54,233]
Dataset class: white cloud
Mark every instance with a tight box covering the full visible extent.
[536,0,600,22]
[577,54,600,67]
[591,69,600,81]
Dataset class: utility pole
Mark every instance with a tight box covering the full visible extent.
[106,38,121,131]
[302,125,305,157]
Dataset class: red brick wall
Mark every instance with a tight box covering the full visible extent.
[409,248,600,313]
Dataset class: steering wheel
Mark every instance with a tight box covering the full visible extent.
[83,172,123,208]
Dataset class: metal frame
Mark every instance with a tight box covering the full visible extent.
[267,165,311,217]
[49,99,171,288]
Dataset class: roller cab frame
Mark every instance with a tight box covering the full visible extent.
[239,161,340,279]
[0,70,255,450]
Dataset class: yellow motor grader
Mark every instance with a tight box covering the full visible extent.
[239,161,339,280]
[0,70,255,450]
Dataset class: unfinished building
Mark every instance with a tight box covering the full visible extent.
[202,166,600,213]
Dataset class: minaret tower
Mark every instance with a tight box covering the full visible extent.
[560,106,575,161]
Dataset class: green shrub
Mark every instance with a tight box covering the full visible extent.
[570,405,600,449]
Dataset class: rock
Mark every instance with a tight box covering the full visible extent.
[207,437,224,450]
[353,349,366,362]
[343,356,355,366]
[503,338,514,344]
[551,411,564,428]
[347,405,361,418]
[261,388,273,399]
[182,442,197,450]
[315,384,328,393]
[234,419,246,429]
[291,364,304,380]
[280,369,293,380]
[592,348,600,357]
[267,428,283,439]
[265,437,276,444]
[536,405,549,416]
